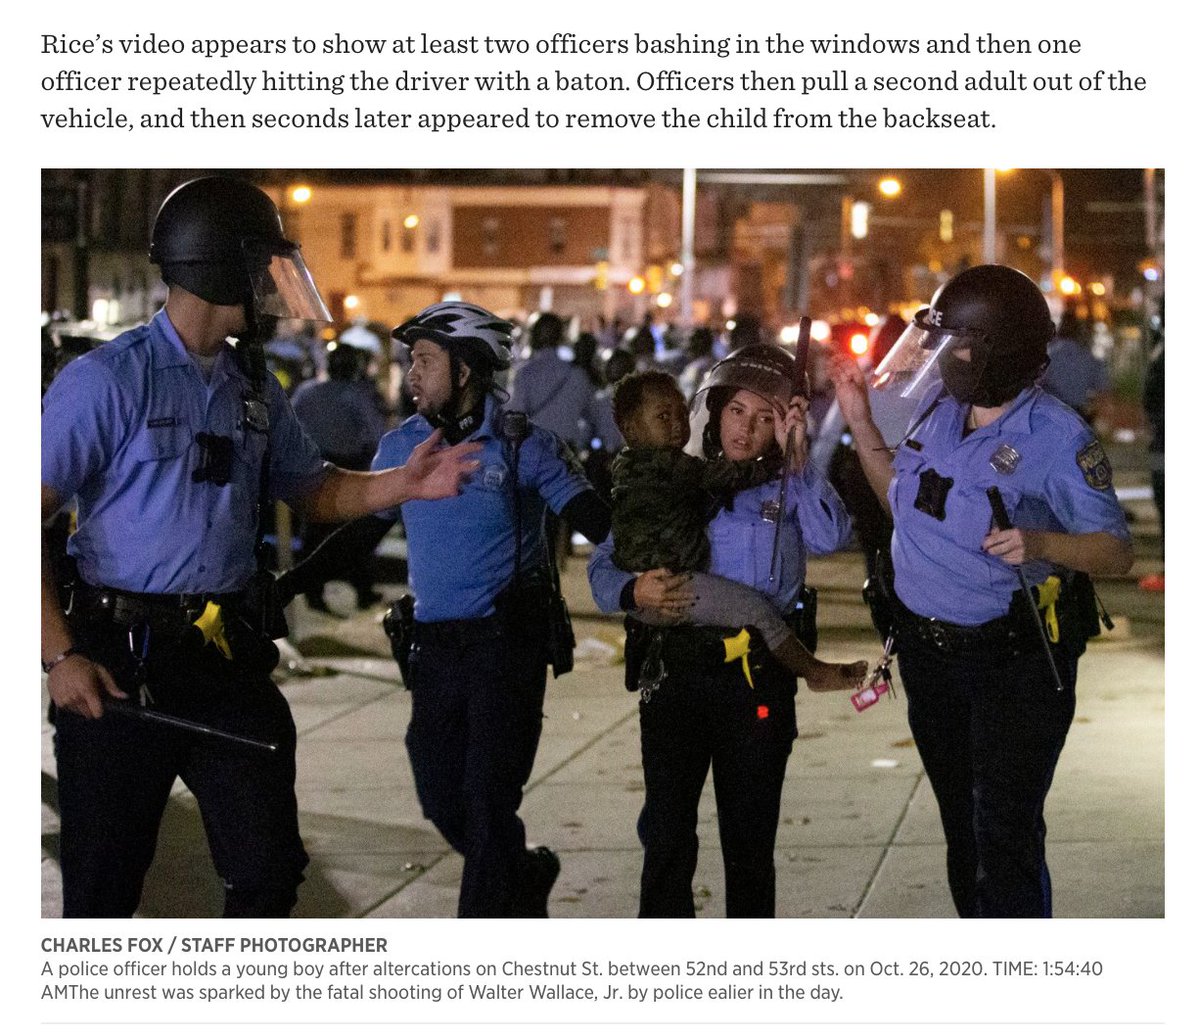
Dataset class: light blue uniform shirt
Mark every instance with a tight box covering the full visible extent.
[890,385,1129,625]
[373,396,592,622]
[588,463,852,615]
[41,310,328,594]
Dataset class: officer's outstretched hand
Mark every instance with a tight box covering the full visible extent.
[828,353,872,428]
[48,654,127,720]
[403,429,483,501]
[982,527,1045,566]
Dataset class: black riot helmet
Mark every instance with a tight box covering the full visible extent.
[149,176,331,323]
[873,265,1055,406]
[688,344,796,459]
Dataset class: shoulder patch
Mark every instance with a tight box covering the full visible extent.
[1076,439,1113,490]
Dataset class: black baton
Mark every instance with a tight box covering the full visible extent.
[986,487,1064,693]
[105,699,279,753]
[770,316,812,583]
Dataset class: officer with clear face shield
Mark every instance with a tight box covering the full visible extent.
[829,264,1133,917]
[588,344,854,917]
[41,176,481,918]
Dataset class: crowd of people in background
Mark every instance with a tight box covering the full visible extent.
[42,297,1165,611]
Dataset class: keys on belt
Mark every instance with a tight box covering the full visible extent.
[75,585,239,691]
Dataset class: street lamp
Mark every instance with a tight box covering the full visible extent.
[1043,170,1065,289]
[983,169,998,263]
[282,183,313,241]
[680,168,696,331]
[982,170,1064,287]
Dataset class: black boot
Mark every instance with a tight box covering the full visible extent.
[513,846,560,918]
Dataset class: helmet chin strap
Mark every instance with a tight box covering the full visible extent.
[228,296,268,390]
[240,297,262,342]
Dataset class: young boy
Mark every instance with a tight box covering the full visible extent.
[610,370,866,691]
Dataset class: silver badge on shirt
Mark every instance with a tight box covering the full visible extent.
[482,464,508,490]
[242,398,270,434]
[989,444,1021,475]
[760,499,780,524]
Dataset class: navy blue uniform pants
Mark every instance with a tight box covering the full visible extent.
[633,633,797,918]
[53,617,307,918]
[898,635,1077,918]
[405,612,548,917]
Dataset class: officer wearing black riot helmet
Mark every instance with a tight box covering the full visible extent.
[282,300,611,917]
[589,344,855,917]
[831,264,1133,917]
[41,176,480,918]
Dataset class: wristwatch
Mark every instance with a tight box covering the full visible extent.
[42,647,81,674]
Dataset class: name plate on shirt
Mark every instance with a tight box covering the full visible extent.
[760,499,780,524]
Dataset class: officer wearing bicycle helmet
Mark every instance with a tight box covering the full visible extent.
[830,264,1132,917]
[283,300,610,916]
[41,177,481,919]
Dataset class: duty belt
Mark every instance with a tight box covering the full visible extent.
[629,620,745,668]
[413,575,553,647]
[413,613,504,647]
[892,596,1036,656]
[74,583,238,631]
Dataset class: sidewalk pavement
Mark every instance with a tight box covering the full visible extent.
[40,503,1164,919]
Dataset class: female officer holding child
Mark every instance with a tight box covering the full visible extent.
[829,265,1132,917]
[588,344,856,918]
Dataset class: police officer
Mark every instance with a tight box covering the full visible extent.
[293,301,611,917]
[830,264,1133,917]
[40,176,481,918]
[588,345,853,917]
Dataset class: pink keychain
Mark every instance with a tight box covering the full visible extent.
[852,634,895,713]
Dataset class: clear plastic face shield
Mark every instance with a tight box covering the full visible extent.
[245,240,332,323]
[870,307,983,399]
